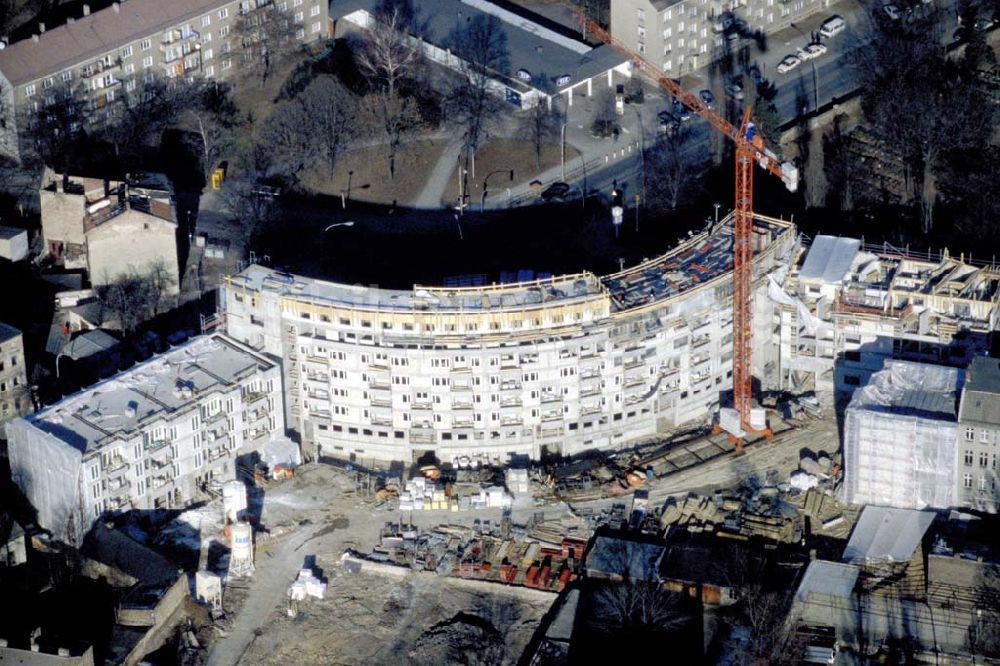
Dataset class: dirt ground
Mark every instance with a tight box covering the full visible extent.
[239,570,552,665]
[441,138,578,208]
[300,139,450,207]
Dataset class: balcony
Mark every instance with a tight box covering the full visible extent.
[540,426,562,438]
[369,378,391,390]
[204,409,226,425]
[624,357,645,370]
[541,392,562,403]
[409,429,436,444]
[371,416,392,427]
[145,438,169,453]
[541,411,563,422]
[452,400,473,410]
[452,381,472,391]
[500,416,522,427]
[500,397,522,408]
[245,389,268,404]
[624,374,646,388]
[580,386,601,397]
[500,381,521,392]
[453,418,474,429]
[370,396,391,408]
[411,400,432,410]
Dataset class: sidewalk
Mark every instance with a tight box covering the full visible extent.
[413,134,466,209]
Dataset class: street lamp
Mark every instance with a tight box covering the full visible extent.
[789,23,820,113]
[481,169,514,212]
[323,221,355,233]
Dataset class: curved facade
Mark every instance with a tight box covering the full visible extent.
[222,214,797,464]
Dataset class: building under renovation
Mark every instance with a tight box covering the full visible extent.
[222,214,798,464]
[4,334,283,546]
[841,360,963,510]
[772,235,999,396]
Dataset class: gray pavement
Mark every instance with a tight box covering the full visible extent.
[413,134,465,209]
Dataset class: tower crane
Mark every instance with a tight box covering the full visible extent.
[565,11,800,447]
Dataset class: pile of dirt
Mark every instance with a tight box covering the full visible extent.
[409,612,505,665]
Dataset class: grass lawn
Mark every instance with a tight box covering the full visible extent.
[441,138,581,208]
[300,138,449,207]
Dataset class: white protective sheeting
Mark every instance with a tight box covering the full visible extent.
[799,235,861,284]
[841,361,962,509]
[5,418,87,546]
[261,435,302,469]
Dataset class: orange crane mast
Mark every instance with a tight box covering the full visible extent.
[568,13,799,444]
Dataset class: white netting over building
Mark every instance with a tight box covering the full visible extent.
[842,360,963,510]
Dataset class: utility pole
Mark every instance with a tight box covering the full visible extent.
[634,194,641,233]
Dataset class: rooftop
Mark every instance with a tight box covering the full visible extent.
[25,334,275,455]
[586,534,665,581]
[229,263,607,313]
[846,360,964,422]
[0,0,231,87]
[0,225,27,240]
[62,329,120,361]
[0,321,22,343]
[329,0,625,94]
[960,356,1000,425]
[795,560,859,602]
[842,506,936,565]
[799,235,861,285]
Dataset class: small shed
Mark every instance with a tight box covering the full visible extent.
[0,225,28,261]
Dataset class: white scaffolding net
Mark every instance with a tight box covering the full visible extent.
[842,360,962,510]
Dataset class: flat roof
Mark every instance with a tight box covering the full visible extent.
[63,329,120,361]
[26,334,275,455]
[329,0,625,94]
[586,535,665,580]
[842,506,936,565]
[0,0,229,87]
[799,235,861,284]
[229,263,607,313]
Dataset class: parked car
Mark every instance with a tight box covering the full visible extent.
[777,54,802,74]
[798,43,828,60]
[819,15,846,38]
[698,89,715,108]
[724,83,744,100]
[657,111,679,134]
[883,4,902,20]
[540,182,570,201]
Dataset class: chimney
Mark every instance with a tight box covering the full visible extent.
[68,16,75,23]
[83,4,90,16]
[31,34,38,43]
[113,2,120,12]
[38,22,45,33]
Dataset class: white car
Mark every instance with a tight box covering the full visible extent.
[883,4,902,20]
[798,43,828,60]
[777,55,802,74]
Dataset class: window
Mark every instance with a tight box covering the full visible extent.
[202,15,212,27]
[310,4,320,16]
[967,427,975,441]
[203,48,214,61]
[123,63,135,74]
[24,84,35,97]
[143,56,153,68]
[219,25,230,37]
[294,0,303,5]
[125,79,136,92]
[294,11,304,22]
[311,20,321,32]
[218,7,229,19]
[296,27,304,38]
[122,45,133,58]
[981,452,990,468]
[61,70,72,82]
[42,78,53,89]
[966,450,975,465]
[981,429,991,443]
[141,38,152,51]
[964,473,973,488]
[221,59,232,70]
[637,7,646,21]
[979,476,988,491]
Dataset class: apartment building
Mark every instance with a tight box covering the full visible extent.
[0,322,30,430]
[0,0,330,156]
[611,0,828,76]
[957,356,1000,513]
[222,214,796,465]
[4,334,284,546]
[772,235,998,397]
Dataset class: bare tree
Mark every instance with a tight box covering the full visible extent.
[356,0,421,97]
[524,101,560,171]
[146,258,177,316]
[235,2,300,87]
[183,84,242,180]
[445,14,510,174]
[218,178,278,249]
[259,98,315,183]
[97,76,190,166]
[852,11,996,232]
[298,75,359,176]
[97,269,159,335]
[644,126,709,212]
[970,563,1000,659]
[20,82,87,169]
[355,0,424,180]
[590,87,618,138]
